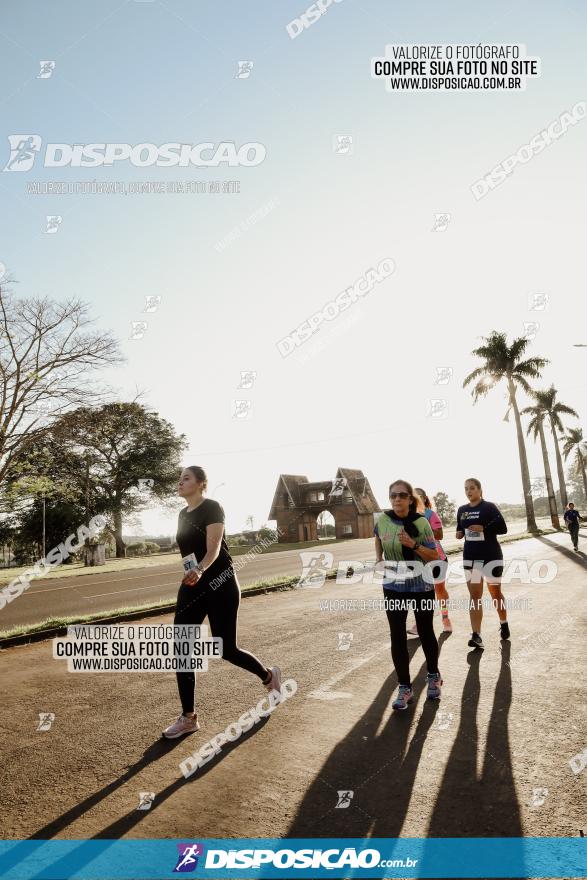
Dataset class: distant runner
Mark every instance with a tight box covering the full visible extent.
[564,502,581,552]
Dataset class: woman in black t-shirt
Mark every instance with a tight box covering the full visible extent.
[162,466,281,739]
[456,477,509,650]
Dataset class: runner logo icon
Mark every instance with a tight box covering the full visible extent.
[298,551,334,588]
[173,843,204,872]
[3,135,42,172]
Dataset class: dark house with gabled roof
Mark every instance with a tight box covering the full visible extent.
[268,467,381,543]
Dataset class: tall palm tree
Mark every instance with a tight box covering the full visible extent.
[562,427,587,502]
[463,331,548,534]
[521,397,560,529]
[536,386,578,509]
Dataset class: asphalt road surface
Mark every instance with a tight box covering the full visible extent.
[0,530,585,864]
[0,537,374,631]
[0,518,561,631]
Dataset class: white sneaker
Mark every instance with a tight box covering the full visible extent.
[265,665,282,695]
[162,713,200,739]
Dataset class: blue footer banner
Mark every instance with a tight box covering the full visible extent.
[0,838,585,879]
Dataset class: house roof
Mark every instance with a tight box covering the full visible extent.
[268,469,381,519]
[268,474,308,520]
[336,467,381,514]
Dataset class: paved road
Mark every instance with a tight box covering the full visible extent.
[0,531,585,855]
[0,517,563,631]
[0,537,373,631]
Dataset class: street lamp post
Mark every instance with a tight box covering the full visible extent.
[42,492,46,560]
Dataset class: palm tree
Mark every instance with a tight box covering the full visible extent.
[535,386,578,509]
[521,397,560,529]
[562,427,587,502]
[463,331,548,534]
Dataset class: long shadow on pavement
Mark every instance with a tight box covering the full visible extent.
[421,641,524,879]
[535,534,587,569]
[286,634,450,839]
[19,718,270,880]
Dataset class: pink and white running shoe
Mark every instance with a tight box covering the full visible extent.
[162,713,200,739]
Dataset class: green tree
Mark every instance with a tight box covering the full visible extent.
[0,442,86,560]
[521,394,561,529]
[12,498,86,562]
[463,331,548,534]
[433,492,456,525]
[48,402,187,557]
[534,386,578,509]
[566,460,587,507]
[258,526,278,542]
[562,427,587,502]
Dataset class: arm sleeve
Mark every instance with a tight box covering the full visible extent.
[484,503,507,536]
[203,500,225,528]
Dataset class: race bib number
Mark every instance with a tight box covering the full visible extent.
[465,527,483,541]
[384,560,415,582]
[182,552,199,573]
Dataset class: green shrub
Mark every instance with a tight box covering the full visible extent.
[126,542,147,557]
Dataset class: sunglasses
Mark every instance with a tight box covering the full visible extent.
[390,491,410,500]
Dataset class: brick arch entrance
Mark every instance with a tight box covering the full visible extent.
[268,468,381,543]
[316,509,336,540]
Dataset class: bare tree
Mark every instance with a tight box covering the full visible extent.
[0,284,123,485]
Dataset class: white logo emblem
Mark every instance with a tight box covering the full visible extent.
[4,135,42,172]
[38,61,56,79]
[335,790,354,808]
[143,295,161,313]
[137,792,155,810]
[432,212,451,231]
[333,135,353,155]
[337,632,353,651]
[236,61,254,79]
[36,712,56,731]
[298,551,334,588]
[238,370,257,390]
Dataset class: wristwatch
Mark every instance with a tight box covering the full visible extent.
[195,563,205,574]
[412,541,420,551]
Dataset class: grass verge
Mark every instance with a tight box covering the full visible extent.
[0,538,339,586]
[0,573,303,642]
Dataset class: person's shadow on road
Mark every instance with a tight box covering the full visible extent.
[19,718,270,880]
[286,635,449,839]
[419,641,524,880]
[535,534,587,568]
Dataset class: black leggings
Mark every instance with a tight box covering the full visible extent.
[384,589,439,687]
[569,522,579,547]
[174,576,268,715]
